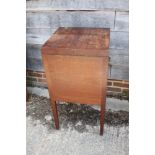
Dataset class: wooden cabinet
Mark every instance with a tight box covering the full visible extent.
[41,27,110,135]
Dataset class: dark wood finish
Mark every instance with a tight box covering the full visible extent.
[41,27,110,135]
[42,27,110,57]
[51,100,59,129]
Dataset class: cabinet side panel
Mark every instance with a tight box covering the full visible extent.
[43,55,108,104]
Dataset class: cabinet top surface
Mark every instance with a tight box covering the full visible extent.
[42,27,110,57]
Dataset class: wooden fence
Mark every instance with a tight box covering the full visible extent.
[26,0,129,80]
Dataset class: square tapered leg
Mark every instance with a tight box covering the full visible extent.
[51,100,59,129]
[100,95,106,135]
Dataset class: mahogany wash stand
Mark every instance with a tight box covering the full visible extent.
[41,27,110,135]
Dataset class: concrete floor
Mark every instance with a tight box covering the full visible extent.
[27,117,128,155]
[26,92,129,155]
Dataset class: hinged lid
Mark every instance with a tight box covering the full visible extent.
[41,27,110,57]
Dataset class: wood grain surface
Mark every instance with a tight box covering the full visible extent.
[42,27,110,57]
[41,27,110,135]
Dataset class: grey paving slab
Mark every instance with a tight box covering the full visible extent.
[26,94,128,155]
[27,116,129,155]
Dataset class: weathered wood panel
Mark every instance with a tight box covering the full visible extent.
[26,57,44,71]
[26,27,54,36]
[27,11,115,29]
[26,28,56,45]
[110,65,129,80]
[110,31,129,49]
[26,0,129,80]
[109,48,128,55]
[27,12,51,28]
[26,44,41,59]
[109,55,128,66]
[115,11,129,31]
[27,34,49,45]
[26,0,129,11]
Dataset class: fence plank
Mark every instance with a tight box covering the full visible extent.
[110,31,129,49]
[26,57,44,71]
[110,65,129,80]
[27,12,51,28]
[26,27,54,36]
[115,11,129,31]
[109,55,128,66]
[26,44,41,59]
[27,11,115,29]
[109,48,128,55]
[26,0,129,81]
[26,0,129,11]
